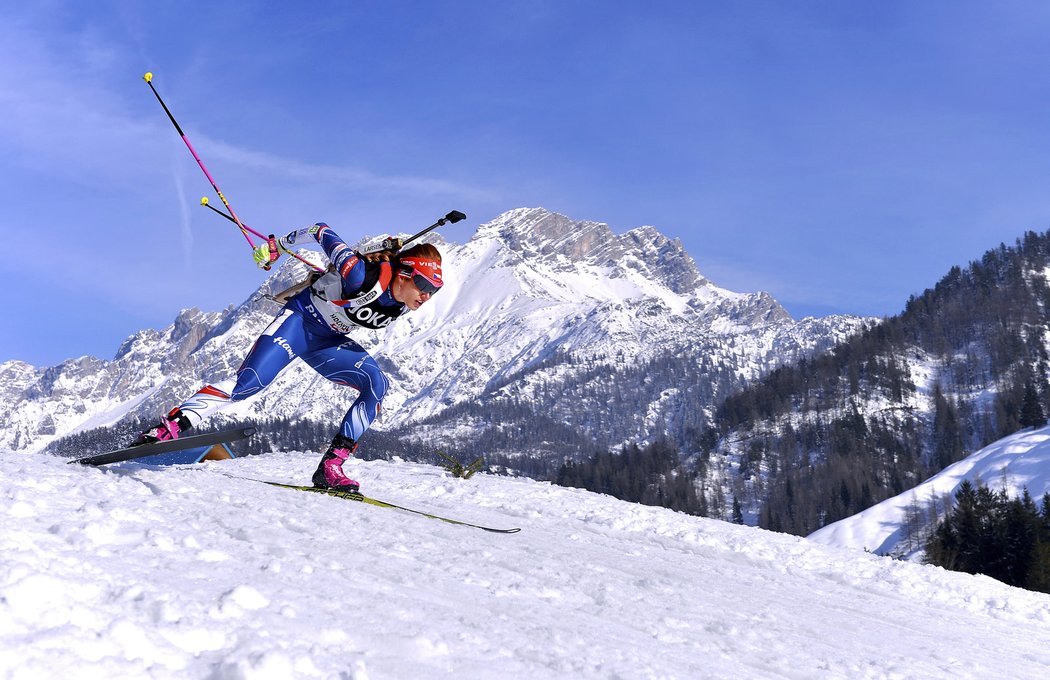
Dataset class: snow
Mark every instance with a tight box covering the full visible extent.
[2,449,1049,679]
[809,425,1050,557]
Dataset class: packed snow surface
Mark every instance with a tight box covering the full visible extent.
[2,449,1049,679]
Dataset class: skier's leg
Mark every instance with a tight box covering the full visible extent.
[227,309,312,400]
[132,381,239,446]
[303,340,389,490]
[132,310,307,445]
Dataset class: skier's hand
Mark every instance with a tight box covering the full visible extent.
[252,241,279,269]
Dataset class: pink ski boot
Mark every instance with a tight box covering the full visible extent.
[130,408,190,447]
[312,435,360,492]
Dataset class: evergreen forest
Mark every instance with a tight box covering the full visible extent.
[708,230,1050,536]
[925,481,1050,593]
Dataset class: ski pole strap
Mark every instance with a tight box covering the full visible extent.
[267,235,280,265]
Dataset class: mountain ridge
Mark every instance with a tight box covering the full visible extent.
[1,207,867,457]
[707,229,1050,535]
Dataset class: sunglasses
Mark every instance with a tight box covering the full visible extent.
[396,268,438,293]
[411,273,442,295]
[399,256,443,296]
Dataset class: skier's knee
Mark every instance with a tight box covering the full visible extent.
[232,369,265,400]
[373,370,389,402]
[356,360,387,402]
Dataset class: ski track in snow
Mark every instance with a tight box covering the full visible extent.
[2,451,1049,679]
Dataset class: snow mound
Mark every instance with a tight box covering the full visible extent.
[2,449,1048,678]
[809,425,1050,557]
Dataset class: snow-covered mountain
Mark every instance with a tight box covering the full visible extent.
[697,228,1050,535]
[3,450,1048,678]
[808,425,1050,557]
[1,208,868,456]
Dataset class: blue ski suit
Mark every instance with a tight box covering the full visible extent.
[176,223,406,442]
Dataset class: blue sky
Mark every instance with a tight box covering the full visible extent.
[5,1,1050,366]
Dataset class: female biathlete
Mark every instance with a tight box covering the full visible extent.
[132,222,443,492]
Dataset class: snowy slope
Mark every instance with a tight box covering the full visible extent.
[808,425,1050,556]
[3,449,1049,679]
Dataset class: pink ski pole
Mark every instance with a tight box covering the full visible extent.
[143,72,279,268]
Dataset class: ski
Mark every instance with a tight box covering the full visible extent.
[236,476,520,534]
[69,427,257,466]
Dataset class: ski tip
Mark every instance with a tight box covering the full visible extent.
[143,71,153,83]
[200,196,209,206]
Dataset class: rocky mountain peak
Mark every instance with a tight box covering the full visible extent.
[473,208,713,298]
[474,208,623,264]
[617,226,704,295]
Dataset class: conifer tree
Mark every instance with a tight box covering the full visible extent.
[1019,382,1046,428]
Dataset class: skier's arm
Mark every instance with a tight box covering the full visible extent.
[309,223,369,293]
[255,225,320,268]
[270,223,367,291]
[311,223,371,293]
